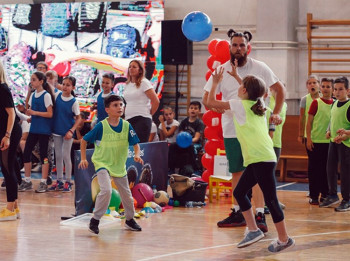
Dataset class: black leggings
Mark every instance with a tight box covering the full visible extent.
[23,133,50,164]
[127,116,152,143]
[233,161,284,223]
[0,123,21,202]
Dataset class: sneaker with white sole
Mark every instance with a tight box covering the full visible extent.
[0,208,17,221]
[125,219,142,231]
[335,200,350,212]
[319,195,340,208]
[35,182,48,193]
[62,181,73,193]
[48,180,64,191]
[237,228,265,248]
[268,237,295,252]
[18,180,33,192]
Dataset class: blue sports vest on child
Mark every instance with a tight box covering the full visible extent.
[53,92,76,136]
[97,92,113,123]
[29,91,52,135]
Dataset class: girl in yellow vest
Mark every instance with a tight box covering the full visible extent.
[79,95,144,234]
[207,65,294,252]
[320,76,350,211]
[306,78,334,205]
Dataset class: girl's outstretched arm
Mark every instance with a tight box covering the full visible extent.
[207,68,230,110]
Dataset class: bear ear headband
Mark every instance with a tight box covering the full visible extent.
[227,29,252,42]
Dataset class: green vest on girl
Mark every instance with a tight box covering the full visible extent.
[233,100,276,167]
[311,98,332,143]
[330,100,350,147]
[92,118,129,177]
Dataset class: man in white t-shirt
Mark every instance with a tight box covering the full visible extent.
[202,30,286,231]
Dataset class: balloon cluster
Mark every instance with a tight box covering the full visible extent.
[201,108,225,182]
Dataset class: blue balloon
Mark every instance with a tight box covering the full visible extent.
[182,11,212,42]
[176,132,192,148]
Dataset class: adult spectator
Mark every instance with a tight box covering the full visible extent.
[124,60,159,143]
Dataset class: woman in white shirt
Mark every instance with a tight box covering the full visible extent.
[123,60,159,143]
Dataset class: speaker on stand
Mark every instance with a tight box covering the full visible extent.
[161,20,193,119]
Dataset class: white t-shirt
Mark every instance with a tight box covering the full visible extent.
[204,58,279,138]
[150,122,159,142]
[158,119,180,143]
[124,78,154,120]
[28,90,53,108]
[228,99,268,126]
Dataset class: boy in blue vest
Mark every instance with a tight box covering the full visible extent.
[79,95,143,234]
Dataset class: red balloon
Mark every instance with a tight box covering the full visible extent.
[208,39,219,55]
[201,169,213,183]
[202,110,221,127]
[204,126,221,140]
[247,43,252,55]
[204,139,225,156]
[207,55,217,71]
[201,153,214,171]
[215,40,230,63]
[216,92,222,100]
[205,69,212,81]
[52,62,71,77]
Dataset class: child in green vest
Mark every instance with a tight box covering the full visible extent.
[320,76,350,211]
[306,78,334,205]
[207,65,294,253]
[79,95,144,234]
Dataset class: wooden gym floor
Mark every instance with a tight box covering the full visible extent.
[1,180,350,261]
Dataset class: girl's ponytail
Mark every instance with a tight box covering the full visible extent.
[250,97,266,116]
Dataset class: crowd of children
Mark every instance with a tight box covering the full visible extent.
[299,75,350,211]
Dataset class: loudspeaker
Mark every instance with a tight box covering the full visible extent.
[161,20,193,65]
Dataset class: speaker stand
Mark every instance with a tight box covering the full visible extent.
[175,64,180,120]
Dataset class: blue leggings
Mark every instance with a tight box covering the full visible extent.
[233,161,284,223]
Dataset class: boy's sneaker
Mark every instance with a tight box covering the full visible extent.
[268,237,295,252]
[237,228,265,248]
[319,195,340,208]
[18,180,33,192]
[62,181,73,193]
[125,219,142,231]
[279,201,286,209]
[35,182,48,193]
[255,212,268,233]
[335,200,350,212]
[89,218,100,234]
[48,180,64,192]
[0,180,5,190]
[309,198,319,205]
[0,208,17,221]
[217,209,246,227]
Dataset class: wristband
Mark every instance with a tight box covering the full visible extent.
[68,129,74,134]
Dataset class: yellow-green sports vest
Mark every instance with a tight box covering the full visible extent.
[266,96,287,148]
[92,118,129,177]
[233,100,277,167]
[304,94,313,138]
[311,98,332,143]
[330,100,350,147]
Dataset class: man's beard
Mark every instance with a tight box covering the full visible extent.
[230,52,248,67]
